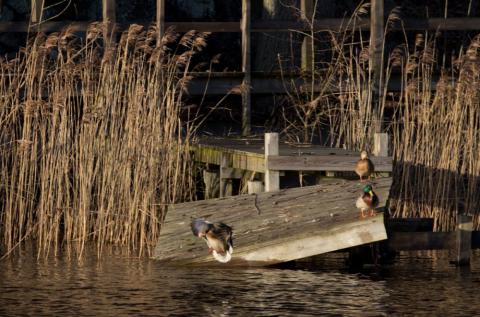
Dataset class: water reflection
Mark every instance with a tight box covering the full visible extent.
[0,249,479,316]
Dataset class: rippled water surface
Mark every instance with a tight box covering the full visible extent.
[1,249,479,316]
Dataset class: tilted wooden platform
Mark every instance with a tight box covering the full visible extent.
[153,177,392,266]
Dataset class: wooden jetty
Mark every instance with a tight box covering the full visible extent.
[153,177,392,266]
[194,132,392,196]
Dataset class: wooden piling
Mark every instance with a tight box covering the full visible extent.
[30,0,44,24]
[301,0,314,72]
[102,0,116,45]
[220,154,233,197]
[247,180,264,194]
[370,0,384,132]
[241,0,251,136]
[203,169,220,199]
[454,214,472,266]
[156,0,165,44]
[265,133,280,192]
[373,132,389,157]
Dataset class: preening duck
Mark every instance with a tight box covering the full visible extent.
[356,184,379,218]
[191,218,233,263]
[355,151,375,182]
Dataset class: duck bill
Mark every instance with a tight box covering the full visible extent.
[368,190,373,197]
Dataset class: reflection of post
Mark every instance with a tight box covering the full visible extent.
[102,0,116,45]
[370,0,384,132]
[265,133,280,192]
[454,215,472,266]
[241,0,251,136]
[156,0,165,44]
[31,0,45,24]
[301,0,314,72]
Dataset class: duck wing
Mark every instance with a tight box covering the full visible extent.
[210,222,233,251]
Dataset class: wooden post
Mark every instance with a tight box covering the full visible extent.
[220,154,233,197]
[301,0,314,72]
[102,0,116,45]
[248,180,264,194]
[370,0,384,132]
[373,132,389,157]
[156,0,165,44]
[241,0,251,136]
[30,0,44,24]
[454,215,472,266]
[265,133,280,192]
[203,169,220,199]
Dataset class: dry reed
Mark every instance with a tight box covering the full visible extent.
[282,2,480,231]
[0,23,207,258]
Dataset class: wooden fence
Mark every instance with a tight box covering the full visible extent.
[5,0,480,135]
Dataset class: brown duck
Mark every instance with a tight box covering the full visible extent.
[355,184,379,218]
[191,218,233,263]
[355,150,375,182]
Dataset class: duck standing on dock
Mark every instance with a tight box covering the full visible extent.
[190,219,233,263]
[356,184,379,218]
[355,151,374,182]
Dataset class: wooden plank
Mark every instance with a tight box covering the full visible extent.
[385,218,434,232]
[156,0,165,43]
[388,232,454,251]
[3,18,480,34]
[267,155,392,172]
[153,177,391,266]
[265,133,280,191]
[241,0,251,136]
[192,144,265,173]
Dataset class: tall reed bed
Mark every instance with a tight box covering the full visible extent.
[0,23,205,258]
[389,34,480,231]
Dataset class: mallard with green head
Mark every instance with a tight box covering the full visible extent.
[355,151,375,182]
[356,184,379,218]
[191,218,233,263]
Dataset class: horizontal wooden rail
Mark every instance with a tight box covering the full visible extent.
[3,18,480,33]
[388,232,453,251]
[267,155,393,172]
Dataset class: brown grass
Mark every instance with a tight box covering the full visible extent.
[0,23,207,258]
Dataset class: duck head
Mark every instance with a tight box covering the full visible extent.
[190,218,213,238]
[360,150,369,159]
[363,184,374,197]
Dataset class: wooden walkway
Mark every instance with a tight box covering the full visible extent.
[153,177,391,267]
[194,135,393,174]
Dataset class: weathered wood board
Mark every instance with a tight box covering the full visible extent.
[153,177,391,266]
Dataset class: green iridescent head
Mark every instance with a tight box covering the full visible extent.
[363,184,373,193]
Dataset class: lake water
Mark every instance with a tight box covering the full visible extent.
[1,249,479,316]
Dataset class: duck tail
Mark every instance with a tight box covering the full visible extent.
[212,249,232,263]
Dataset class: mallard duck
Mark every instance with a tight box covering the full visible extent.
[356,184,379,218]
[190,218,233,263]
[355,150,375,182]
